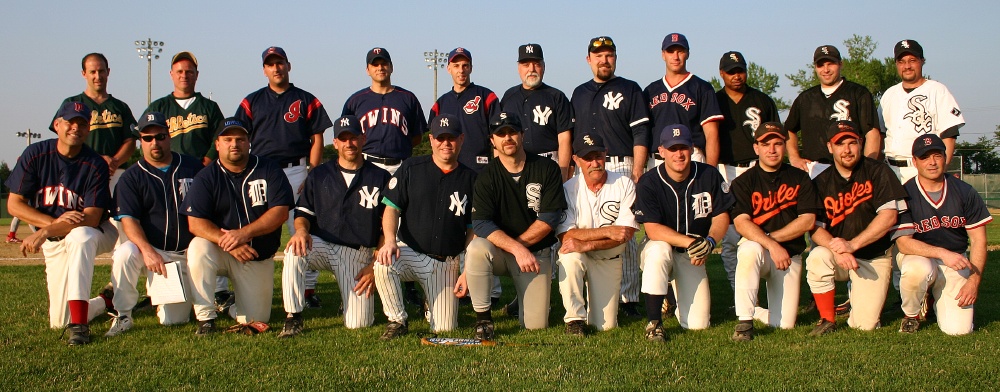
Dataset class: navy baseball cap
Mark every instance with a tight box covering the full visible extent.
[827,120,860,144]
[912,134,946,158]
[490,112,522,134]
[659,124,692,148]
[814,45,841,65]
[448,47,471,63]
[333,115,362,138]
[216,117,249,139]
[430,114,462,138]
[518,43,543,62]
[588,36,616,53]
[573,133,606,157]
[894,39,924,60]
[753,122,787,142]
[719,51,747,73]
[55,101,92,122]
[262,46,287,64]
[171,51,198,67]
[661,33,689,51]
[367,47,391,64]
[134,112,168,136]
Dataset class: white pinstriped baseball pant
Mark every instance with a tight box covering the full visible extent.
[374,246,460,332]
[282,236,375,329]
[603,156,640,304]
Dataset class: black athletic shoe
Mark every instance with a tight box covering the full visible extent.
[565,320,587,337]
[214,290,233,308]
[278,316,303,338]
[620,302,641,318]
[644,320,666,343]
[196,319,217,336]
[216,294,236,318]
[899,317,920,333]
[67,323,91,346]
[504,299,519,319]
[732,320,754,342]
[379,321,408,341]
[809,319,836,337]
[474,320,495,341]
[132,296,153,312]
[100,283,116,317]
[404,286,422,308]
[835,299,851,316]
[305,292,322,309]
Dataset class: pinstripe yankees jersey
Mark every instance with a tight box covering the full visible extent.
[114,152,204,252]
[557,171,638,237]
[296,160,391,248]
[235,84,333,164]
[632,162,733,237]
[892,176,991,254]
[381,156,476,257]
[571,77,650,157]
[716,87,780,164]
[881,80,965,159]
[5,140,112,219]
[342,86,428,160]
[643,74,723,152]
[429,83,501,171]
[786,79,878,162]
[500,83,575,155]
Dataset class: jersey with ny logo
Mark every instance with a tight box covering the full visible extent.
[571,76,651,157]
[382,156,477,257]
[881,79,965,159]
[294,160,391,249]
[182,155,294,260]
[786,78,877,162]
[235,84,333,164]
[501,83,575,156]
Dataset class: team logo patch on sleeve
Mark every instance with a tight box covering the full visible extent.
[951,107,961,116]
[388,177,397,190]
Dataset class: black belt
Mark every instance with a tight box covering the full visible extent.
[280,157,307,168]
[47,236,66,242]
[732,160,756,168]
[365,155,402,166]
[887,158,910,167]
[426,253,454,262]
[673,246,687,253]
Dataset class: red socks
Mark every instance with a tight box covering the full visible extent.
[813,290,836,322]
[68,300,88,325]
[305,289,315,297]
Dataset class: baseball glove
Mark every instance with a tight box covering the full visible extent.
[224,321,270,335]
[686,235,714,260]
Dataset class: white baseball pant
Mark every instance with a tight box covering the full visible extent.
[374,246,460,332]
[897,253,974,335]
[283,164,319,291]
[282,236,375,329]
[465,237,552,330]
[734,240,801,329]
[604,156,639,304]
[718,162,755,290]
[640,240,711,330]
[188,237,274,323]
[111,241,193,325]
[558,247,623,331]
[109,168,127,248]
[806,246,891,330]
[43,221,118,329]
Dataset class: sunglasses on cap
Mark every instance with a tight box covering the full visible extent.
[591,38,614,48]
[139,133,169,142]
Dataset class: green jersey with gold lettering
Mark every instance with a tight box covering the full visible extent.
[145,92,224,160]
[50,93,137,162]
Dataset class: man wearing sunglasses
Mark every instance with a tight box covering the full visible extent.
[105,112,205,337]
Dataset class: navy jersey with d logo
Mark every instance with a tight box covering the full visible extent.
[5,140,112,219]
[633,161,734,237]
[114,152,204,252]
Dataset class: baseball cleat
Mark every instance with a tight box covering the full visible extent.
[899,317,920,333]
[278,316,303,339]
[5,232,21,244]
[100,283,116,316]
[644,320,666,343]
[195,319,217,336]
[214,290,233,308]
[835,299,851,317]
[132,296,153,312]
[661,302,677,319]
[304,292,322,309]
[620,302,641,318]
[474,320,495,341]
[105,315,133,337]
[808,319,836,337]
[379,321,409,341]
[732,320,754,342]
[67,324,91,346]
[216,294,236,318]
[565,320,587,337]
[504,299,519,319]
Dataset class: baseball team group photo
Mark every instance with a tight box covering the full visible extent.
[3,2,1000,388]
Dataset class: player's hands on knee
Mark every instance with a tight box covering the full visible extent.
[767,244,792,271]
[219,228,251,252]
[353,263,376,298]
[453,272,469,298]
[375,242,399,265]
[228,244,258,263]
[690,256,707,266]
[940,251,971,272]
[53,211,85,225]
[20,231,47,256]
[286,232,312,257]
[559,238,586,254]
[956,279,980,307]
[827,237,855,254]
[790,157,811,172]
[143,251,168,276]
[833,251,858,271]
[514,248,540,273]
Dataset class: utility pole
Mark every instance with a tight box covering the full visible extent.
[423,50,448,103]
[135,38,164,106]
[15,129,41,146]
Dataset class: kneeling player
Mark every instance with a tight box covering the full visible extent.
[892,134,989,335]
[730,122,820,341]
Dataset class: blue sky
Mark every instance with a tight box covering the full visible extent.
[1,0,997,165]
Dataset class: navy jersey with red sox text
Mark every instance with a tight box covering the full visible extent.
[342,86,428,160]
[382,155,477,257]
[731,164,821,255]
[785,79,878,162]
[633,162,734,237]
[500,83,575,155]
[644,74,723,152]
[571,77,651,157]
[892,176,992,254]
[429,83,500,171]
[181,155,294,260]
[114,152,204,252]
[813,157,907,259]
[295,160,391,249]
[716,86,780,164]
[5,140,112,219]
[235,84,333,164]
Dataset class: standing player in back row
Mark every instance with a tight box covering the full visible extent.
[428,47,501,173]
[145,51,225,165]
[644,33,723,167]
[570,36,650,317]
[343,47,428,175]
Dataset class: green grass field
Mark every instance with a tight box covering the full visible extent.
[2,219,1000,390]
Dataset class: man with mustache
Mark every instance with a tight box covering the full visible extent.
[805,121,906,336]
[555,132,638,335]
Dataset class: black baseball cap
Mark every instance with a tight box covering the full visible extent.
[894,39,924,60]
[661,33,689,51]
[573,133,606,157]
[518,43,544,62]
[813,45,842,65]
[754,122,787,142]
[430,114,462,137]
[448,47,471,63]
[262,46,287,64]
[55,101,92,122]
[912,133,946,158]
[659,124,692,148]
[171,51,198,67]
[333,115,362,138]
[827,120,860,144]
[490,112,522,134]
[134,112,168,136]
[367,47,391,65]
[216,117,249,139]
[588,36,616,53]
[719,51,747,73]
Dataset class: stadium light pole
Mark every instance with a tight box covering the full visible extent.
[15,130,42,146]
[135,38,164,106]
[424,50,448,103]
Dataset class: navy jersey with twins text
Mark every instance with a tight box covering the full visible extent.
[633,162,734,237]
[429,83,500,171]
[295,160,391,248]
[644,74,723,152]
[500,83,575,155]
[235,84,333,164]
[6,140,112,219]
[114,152,204,252]
[342,86,428,160]
[571,76,650,157]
